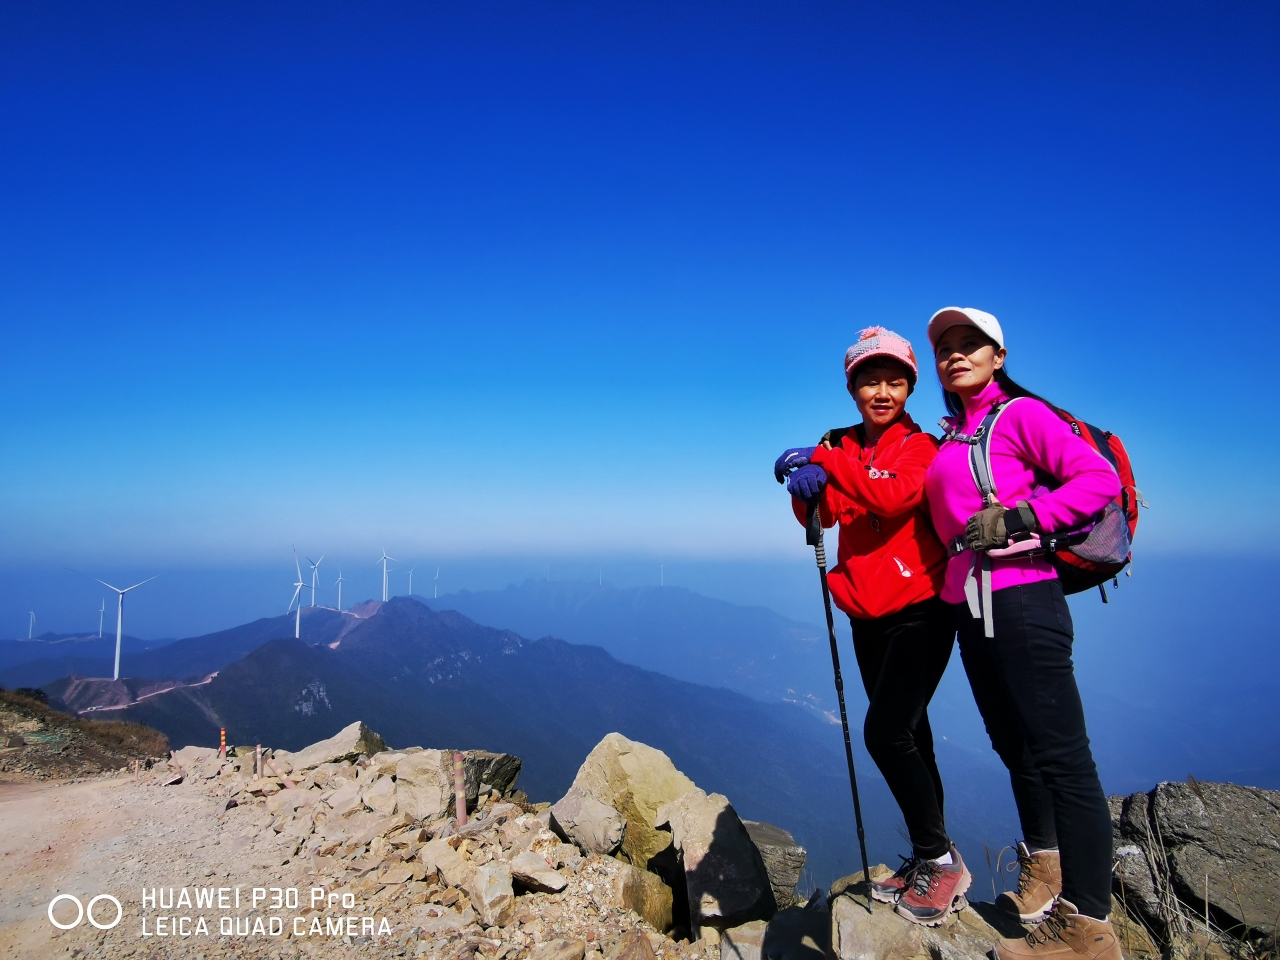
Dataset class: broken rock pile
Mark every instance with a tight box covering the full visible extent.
[153,722,810,960]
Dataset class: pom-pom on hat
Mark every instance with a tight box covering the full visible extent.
[844,326,919,386]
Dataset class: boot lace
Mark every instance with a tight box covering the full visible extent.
[1024,909,1070,947]
[891,854,922,882]
[909,859,941,897]
[1014,847,1036,896]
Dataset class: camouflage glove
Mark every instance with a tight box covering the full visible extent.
[965,501,1039,551]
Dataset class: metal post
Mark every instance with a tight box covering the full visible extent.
[453,752,467,827]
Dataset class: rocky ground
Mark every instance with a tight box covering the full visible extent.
[0,759,685,960]
[0,712,1272,960]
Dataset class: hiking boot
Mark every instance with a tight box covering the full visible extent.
[997,842,1063,923]
[895,846,971,926]
[870,855,922,903]
[993,898,1121,960]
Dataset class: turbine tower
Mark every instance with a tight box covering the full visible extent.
[94,576,157,681]
[408,565,417,596]
[434,567,439,599]
[287,553,307,639]
[335,570,344,612]
[307,555,324,606]
[375,550,396,602]
[28,611,35,640]
[98,598,105,638]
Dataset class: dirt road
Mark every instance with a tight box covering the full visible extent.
[0,776,350,960]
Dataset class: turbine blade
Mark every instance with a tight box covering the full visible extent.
[121,576,157,593]
[94,579,123,593]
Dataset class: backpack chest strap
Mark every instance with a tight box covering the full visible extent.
[943,398,1025,637]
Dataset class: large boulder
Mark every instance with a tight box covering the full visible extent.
[655,788,775,932]
[743,821,807,910]
[551,784,626,855]
[393,748,522,822]
[566,732,696,869]
[466,749,522,797]
[829,882,999,960]
[280,721,387,772]
[1111,781,1280,940]
[170,745,219,770]
[610,863,674,933]
[395,750,454,821]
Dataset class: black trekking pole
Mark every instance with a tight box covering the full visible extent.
[806,500,873,909]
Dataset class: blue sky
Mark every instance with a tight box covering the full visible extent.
[2,2,1279,635]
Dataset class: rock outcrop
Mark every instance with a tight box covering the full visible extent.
[277,719,388,770]
[1110,779,1280,943]
[138,725,697,960]
[656,788,776,933]
[563,732,696,869]
[552,783,626,855]
[743,820,807,910]
[829,883,1001,960]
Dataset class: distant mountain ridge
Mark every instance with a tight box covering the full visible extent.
[0,631,173,688]
[429,579,832,706]
[0,607,366,689]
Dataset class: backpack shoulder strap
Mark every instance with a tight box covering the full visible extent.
[969,398,1024,507]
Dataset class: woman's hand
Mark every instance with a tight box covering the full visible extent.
[787,464,828,501]
[965,501,1040,551]
[965,505,1010,551]
[774,446,817,484]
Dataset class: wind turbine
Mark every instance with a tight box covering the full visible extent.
[407,565,417,596]
[307,555,324,606]
[98,598,105,639]
[335,570,344,612]
[94,577,157,681]
[287,553,306,639]
[434,567,439,599]
[375,550,396,602]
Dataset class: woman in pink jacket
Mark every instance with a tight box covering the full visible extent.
[923,308,1121,960]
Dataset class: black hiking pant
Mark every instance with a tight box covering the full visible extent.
[954,579,1114,919]
[849,596,956,861]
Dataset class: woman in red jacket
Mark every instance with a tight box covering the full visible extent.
[775,327,968,925]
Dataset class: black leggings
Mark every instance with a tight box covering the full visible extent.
[955,579,1113,919]
[849,597,956,861]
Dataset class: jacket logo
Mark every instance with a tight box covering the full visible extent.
[894,558,912,578]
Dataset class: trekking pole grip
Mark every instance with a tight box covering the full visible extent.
[805,500,826,566]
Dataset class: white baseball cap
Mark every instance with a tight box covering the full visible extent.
[927,307,1004,350]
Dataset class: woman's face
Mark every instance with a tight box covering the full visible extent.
[849,360,912,429]
[933,324,1006,397]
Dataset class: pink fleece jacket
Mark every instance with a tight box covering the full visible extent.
[924,380,1121,604]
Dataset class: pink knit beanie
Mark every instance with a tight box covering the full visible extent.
[843,326,919,385]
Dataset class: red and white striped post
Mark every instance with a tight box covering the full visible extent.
[219,728,226,758]
[254,744,261,780]
[453,752,467,827]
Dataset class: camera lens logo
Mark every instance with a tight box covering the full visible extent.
[47,894,122,930]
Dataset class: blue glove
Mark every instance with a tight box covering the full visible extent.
[787,463,827,501]
[774,446,817,484]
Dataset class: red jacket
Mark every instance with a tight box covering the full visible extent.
[794,414,948,620]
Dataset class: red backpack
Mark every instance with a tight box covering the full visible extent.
[954,398,1146,601]
[1046,408,1145,598]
